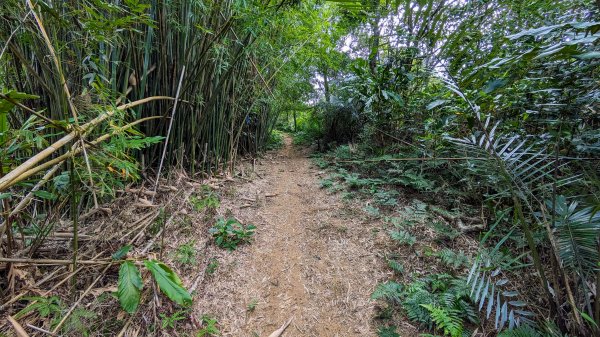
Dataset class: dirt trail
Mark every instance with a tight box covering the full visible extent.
[195,137,385,336]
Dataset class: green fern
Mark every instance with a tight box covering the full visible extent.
[377,326,400,337]
[421,304,464,337]
[404,290,435,325]
[437,249,470,269]
[371,281,403,304]
[387,259,404,274]
[15,296,64,328]
[389,229,416,246]
[400,274,478,333]
[389,170,435,191]
[62,308,97,336]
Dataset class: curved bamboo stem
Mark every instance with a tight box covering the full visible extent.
[0,97,172,191]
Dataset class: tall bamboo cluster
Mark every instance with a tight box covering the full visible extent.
[0,0,300,266]
[130,0,283,173]
[0,0,286,177]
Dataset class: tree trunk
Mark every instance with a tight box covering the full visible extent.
[323,68,331,103]
[293,111,297,132]
[369,0,381,75]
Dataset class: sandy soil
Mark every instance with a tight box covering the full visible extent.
[193,137,385,336]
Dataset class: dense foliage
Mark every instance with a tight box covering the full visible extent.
[1,0,599,335]
[284,0,600,336]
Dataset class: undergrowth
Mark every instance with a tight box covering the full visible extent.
[209,217,256,250]
[316,144,552,336]
[267,130,285,150]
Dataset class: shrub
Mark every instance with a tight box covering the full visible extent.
[209,217,256,250]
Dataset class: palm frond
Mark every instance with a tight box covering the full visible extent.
[548,196,600,273]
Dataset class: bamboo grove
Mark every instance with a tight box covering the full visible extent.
[0,0,306,242]
[0,0,307,331]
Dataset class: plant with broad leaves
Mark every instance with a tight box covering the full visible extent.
[115,245,192,314]
[466,259,534,331]
[209,217,256,250]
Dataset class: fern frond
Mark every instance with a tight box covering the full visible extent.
[377,326,400,337]
[389,229,416,246]
[421,304,464,337]
[387,259,404,274]
[437,249,471,269]
[404,290,435,326]
[371,281,403,304]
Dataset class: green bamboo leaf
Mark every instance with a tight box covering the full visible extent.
[144,260,192,306]
[118,261,143,314]
[33,190,57,200]
[579,311,598,328]
[0,90,40,114]
[0,111,7,143]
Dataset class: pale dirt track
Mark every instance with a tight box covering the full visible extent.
[193,137,385,336]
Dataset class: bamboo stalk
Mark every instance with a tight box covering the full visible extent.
[25,0,79,123]
[153,66,186,199]
[0,257,112,265]
[7,315,29,337]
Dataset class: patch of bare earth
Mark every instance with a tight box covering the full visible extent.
[194,137,386,336]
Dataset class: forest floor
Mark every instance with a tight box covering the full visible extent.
[1,135,428,336]
[192,136,389,336]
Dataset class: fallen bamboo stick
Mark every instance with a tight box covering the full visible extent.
[268,317,293,337]
[3,115,163,189]
[26,324,56,336]
[0,252,104,311]
[0,257,112,265]
[51,261,113,333]
[7,315,30,337]
[0,96,172,191]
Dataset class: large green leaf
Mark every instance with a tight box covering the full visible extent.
[112,244,133,260]
[144,260,192,306]
[118,261,143,314]
[426,99,448,110]
[32,190,58,201]
[0,90,39,144]
[0,90,40,114]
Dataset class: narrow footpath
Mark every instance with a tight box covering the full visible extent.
[194,137,385,336]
